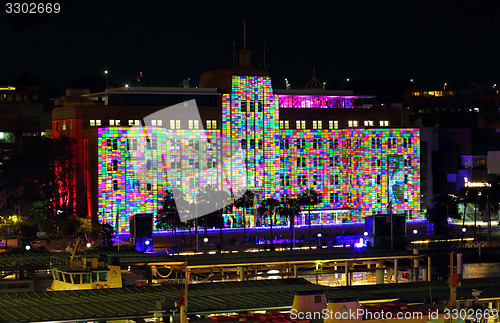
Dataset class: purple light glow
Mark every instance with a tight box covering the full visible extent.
[278,95,364,109]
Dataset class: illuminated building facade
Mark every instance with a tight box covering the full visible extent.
[94,75,421,234]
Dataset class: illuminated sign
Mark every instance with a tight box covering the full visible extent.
[464,177,491,188]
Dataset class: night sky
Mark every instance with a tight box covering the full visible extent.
[1,0,499,92]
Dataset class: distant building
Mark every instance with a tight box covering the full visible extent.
[0,84,51,150]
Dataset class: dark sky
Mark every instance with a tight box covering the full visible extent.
[1,0,499,92]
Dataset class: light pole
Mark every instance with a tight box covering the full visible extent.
[104,70,109,90]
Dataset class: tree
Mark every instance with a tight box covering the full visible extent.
[298,188,319,249]
[0,136,76,234]
[428,193,459,235]
[257,198,281,251]
[157,189,188,252]
[195,185,230,246]
[234,189,254,243]
[280,197,301,246]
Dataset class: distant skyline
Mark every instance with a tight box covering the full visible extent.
[1,1,499,92]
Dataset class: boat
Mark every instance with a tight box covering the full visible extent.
[48,240,122,291]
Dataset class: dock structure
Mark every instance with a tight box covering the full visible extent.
[0,249,423,286]
[0,277,498,322]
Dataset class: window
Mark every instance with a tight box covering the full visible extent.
[187,120,199,129]
[112,160,118,171]
[280,175,290,186]
[284,120,289,129]
[82,273,91,284]
[64,273,72,283]
[212,120,217,129]
[240,101,247,112]
[348,120,358,127]
[376,175,381,185]
[109,119,120,126]
[280,120,284,129]
[69,120,72,130]
[96,120,101,126]
[313,120,322,129]
[90,120,96,126]
[364,120,373,127]
[99,272,107,282]
[313,138,321,149]
[92,272,97,282]
[170,120,175,129]
[152,120,157,126]
[62,122,67,130]
[298,175,307,186]
[176,120,181,129]
[72,274,81,284]
[330,193,339,204]
[296,120,306,129]
[379,120,389,127]
[113,180,118,191]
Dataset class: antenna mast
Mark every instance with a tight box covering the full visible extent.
[243,21,246,49]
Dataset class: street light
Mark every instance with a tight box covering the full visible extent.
[203,237,208,243]
[104,70,109,90]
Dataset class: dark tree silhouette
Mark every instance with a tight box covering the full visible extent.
[235,189,254,243]
[257,198,281,251]
[157,189,188,253]
[280,197,301,246]
[298,188,319,249]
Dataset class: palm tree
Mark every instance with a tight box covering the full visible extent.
[196,185,230,246]
[257,198,281,251]
[298,188,319,249]
[280,196,301,247]
[157,189,187,254]
[235,189,254,243]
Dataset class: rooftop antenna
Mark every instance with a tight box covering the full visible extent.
[233,41,236,68]
[305,60,323,89]
[243,21,247,49]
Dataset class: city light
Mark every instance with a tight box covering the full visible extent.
[86,242,91,248]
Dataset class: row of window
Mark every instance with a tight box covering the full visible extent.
[279,120,390,130]
[52,270,107,284]
[280,173,411,187]
[0,94,38,102]
[104,136,413,153]
[279,137,413,150]
[90,119,217,129]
